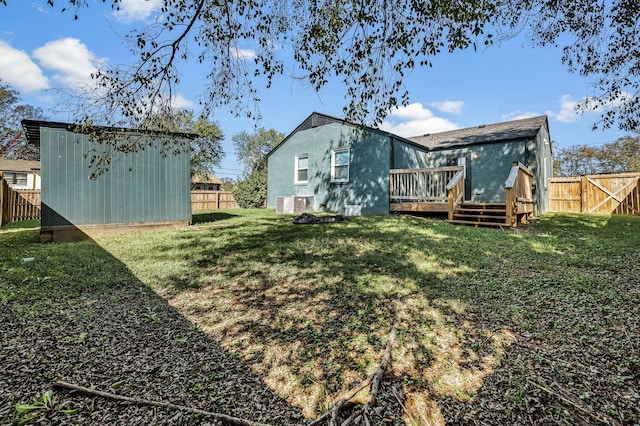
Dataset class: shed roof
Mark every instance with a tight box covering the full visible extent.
[408,115,549,150]
[267,112,429,157]
[0,159,41,172]
[21,119,198,147]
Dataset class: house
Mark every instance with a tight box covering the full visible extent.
[22,120,194,242]
[405,115,552,214]
[266,112,552,226]
[0,159,41,189]
[192,173,222,191]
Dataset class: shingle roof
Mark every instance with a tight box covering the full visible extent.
[267,111,429,157]
[407,115,549,150]
[0,159,41,172]
[191,173,222,184]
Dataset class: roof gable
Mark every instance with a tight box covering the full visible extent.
[408,115,549,150]
[267,112,428,157]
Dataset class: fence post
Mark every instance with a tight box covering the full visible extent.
[580,176,588,213]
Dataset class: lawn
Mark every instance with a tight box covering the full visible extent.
[1,210,638,425]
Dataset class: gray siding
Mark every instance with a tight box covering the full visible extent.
[528,126,553,214]
[267,122,391,215]
[40,125,191,227]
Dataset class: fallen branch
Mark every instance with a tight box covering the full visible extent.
[54,380,270,426]
[526,380,621,426]
[366,314,400,408]
[309,376,372,426]
[340,315,400,425]
[390,388,419,426]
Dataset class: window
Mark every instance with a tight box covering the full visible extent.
[331,148,349,182]
[295,154,308,183]
[4,172,27,187]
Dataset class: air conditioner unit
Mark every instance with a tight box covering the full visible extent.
[276,196,310,214]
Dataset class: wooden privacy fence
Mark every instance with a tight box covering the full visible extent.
[549,172,640,215]
[0,178,42,226]
[191,190,239,211]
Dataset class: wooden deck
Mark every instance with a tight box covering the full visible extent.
[390,162,534,228]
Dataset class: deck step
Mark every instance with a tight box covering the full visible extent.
[450,202,509,228]
[448,219,509,228]
[454,213,507,221]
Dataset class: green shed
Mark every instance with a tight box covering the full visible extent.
[22,120,193,242]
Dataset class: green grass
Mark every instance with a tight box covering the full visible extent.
[1,210,639,424]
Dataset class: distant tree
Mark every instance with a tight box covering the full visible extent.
[144,110,224,177]
[595,135,640,174]
[219,177,235,191]
[554,145,602,177]
[554,135,640,176]
[24,1,640,132]
[231,128,284,208]
[232,170,268,208]
[232,128,283,173]
[0,82,46,160]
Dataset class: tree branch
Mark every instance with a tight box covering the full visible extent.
[54,380,270,426]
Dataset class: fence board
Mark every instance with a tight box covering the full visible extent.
[191,190,239,211]
[1,185,240,226]
[549,173,640,215]
[11,189,41,222]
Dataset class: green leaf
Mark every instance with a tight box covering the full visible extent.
[41,390,53,407]
[59,409,78,415]
[15,403,43,414]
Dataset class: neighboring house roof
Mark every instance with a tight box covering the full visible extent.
[407,115,549,150]
[267,111,430,157]
[0,159,41,172]
[192,173,222,184]
[21,119,198,147]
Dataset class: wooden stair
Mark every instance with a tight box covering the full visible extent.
[449,202,509,228]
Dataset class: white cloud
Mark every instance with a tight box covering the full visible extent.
[32,37,99,88]
[171,93,194,109]
[429,100,464,115]
[113,0,162,22]
[380,102,459,137]
[0,40,49,92]
[231,47,257,60]
[546,94,581,123]
[501,110,541,122]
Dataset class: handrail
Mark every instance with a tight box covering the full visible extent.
[505,161,534,226]
[390,165,464,175]
[505,162,533,188]
[446,170,464,191]
[446,170,465,221]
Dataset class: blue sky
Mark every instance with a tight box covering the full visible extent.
[0,1,630,179]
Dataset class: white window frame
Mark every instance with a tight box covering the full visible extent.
[295,153,309,184]
[331,147,350,183]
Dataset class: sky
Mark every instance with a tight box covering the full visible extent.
[0,0,631,180]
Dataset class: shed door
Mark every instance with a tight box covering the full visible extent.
[447,156,471,201]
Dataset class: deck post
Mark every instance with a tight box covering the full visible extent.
[448,188,454,222]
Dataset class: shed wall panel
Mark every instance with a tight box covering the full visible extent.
[40,125,190,230]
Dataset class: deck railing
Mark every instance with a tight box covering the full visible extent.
[390,166,464,203]
[446,170,465,221]
[505,161,534,226]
